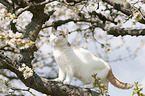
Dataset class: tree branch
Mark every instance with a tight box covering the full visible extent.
[102,0,145,24]
[106,27,145,36]
[43,18,145,36]
[0,45,15,53]
[10,21,18,33]
[12,0,55,68]
[0,53,100,96]
[43,18,105,30]
[88,11,117,25]
[102,0,131,16]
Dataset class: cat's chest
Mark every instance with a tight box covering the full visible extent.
[53,49,64,57]
[53,48,70,57]
[53,48,72,65]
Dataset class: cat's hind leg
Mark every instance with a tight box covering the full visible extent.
[84,83,94,88]
[84,83,100,92]
[84,79,108,91]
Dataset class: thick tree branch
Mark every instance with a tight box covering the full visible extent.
[13,0,53,41]
[12,0,55,68]
[20,10,54,67]
[23,10,54,41]
[0,53,100,96]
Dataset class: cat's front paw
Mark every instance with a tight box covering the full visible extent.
[63,80,71,84]
[54,78,63,82]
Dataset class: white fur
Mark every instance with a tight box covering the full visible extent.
[50,33,111,89]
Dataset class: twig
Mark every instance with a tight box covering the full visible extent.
[0,45,15,53]
[11,87,36,96]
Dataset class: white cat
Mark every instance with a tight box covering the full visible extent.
[50,31,134,90]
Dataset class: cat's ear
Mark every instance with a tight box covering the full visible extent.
[49,27,55,35]
[60,29,68,37]
[66,29,69,35]
[51,27,56,34]
[63,29,69,36]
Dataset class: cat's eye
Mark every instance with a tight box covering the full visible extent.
[59,34,62,36]
[59,34,66,38]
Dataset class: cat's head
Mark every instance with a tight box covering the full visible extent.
[50,30,69,47]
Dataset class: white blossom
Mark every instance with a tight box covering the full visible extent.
[16,38,22,45]
[7,31,14,38]
[2,31,35,51]
[22,63,26,67]
[13,19,17,23]
[18,66,24,71]
[22,39,26,43]
[88,3,98,12]
[18,63,33,79]
[0,9,5,19]
[6,38,16,48]
[19,46,25,50]
[9,13,15,19]
[24,44,29,48]
[14,32,23,38]
[0,33,4,38]
[132,12,141,22]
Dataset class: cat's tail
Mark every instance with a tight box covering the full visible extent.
[107,70,134,89]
